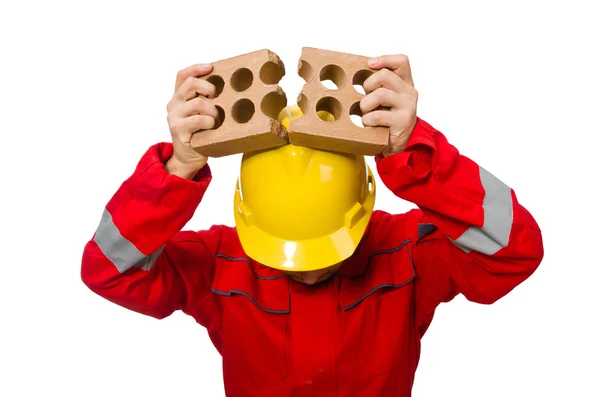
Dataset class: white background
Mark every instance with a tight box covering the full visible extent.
[1,0,598,396]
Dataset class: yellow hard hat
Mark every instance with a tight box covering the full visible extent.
[233,105,376,271]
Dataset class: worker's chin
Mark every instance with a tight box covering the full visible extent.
[289,273,333,285]
[296,279,321,286]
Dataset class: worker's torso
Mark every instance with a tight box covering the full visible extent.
[191,211,421,397]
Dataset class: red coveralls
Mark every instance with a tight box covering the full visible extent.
[81,118,544,396]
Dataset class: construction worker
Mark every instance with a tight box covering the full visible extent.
[81,54,544,396]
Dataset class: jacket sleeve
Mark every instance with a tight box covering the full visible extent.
[81,142,222,320]
[375,118,544,333]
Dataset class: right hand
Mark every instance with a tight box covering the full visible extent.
[165,63,219,177]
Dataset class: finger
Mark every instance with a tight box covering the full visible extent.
[363,68,405,94]
[368,54,413,86]
[174,64,213,93]
[176,77,218,102]
[172,115,216,136]
[362,110,395,127]
[183,77,216,101]
[360,88,403,114]
[175,96,219,120]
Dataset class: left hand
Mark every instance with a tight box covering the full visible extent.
[360,54,418,156]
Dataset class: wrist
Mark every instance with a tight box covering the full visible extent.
[165,156,206,179]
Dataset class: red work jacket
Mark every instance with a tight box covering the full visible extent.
[81,118,544,396]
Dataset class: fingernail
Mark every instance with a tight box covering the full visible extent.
[368,58,378,66]
[201,63,212,68]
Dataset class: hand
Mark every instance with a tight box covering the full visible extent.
[165,63,219,178]
[360,54,418,157]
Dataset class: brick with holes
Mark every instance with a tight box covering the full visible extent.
[190,49,289,157]
[288,47,389,155]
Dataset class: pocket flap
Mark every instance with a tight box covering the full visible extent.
[212,254,291,314]
[337,239,415,310]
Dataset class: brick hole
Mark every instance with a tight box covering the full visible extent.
[232,99,255,124]
[231,68,253,92]
[261,91,288,119]
[352,69,373,95]
[207,75,225,97]
[349,102,364,128]
[214,106,225,129]
[319,65,346,90]
[316,97,342,122]
[298,60,314,83]
[260,61,285,85]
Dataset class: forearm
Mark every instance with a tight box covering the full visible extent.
[165,155,207,180]
[81,142,214,317]
[377,118,543,259]
[379,119,544,306]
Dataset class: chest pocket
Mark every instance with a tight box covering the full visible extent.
[335,239,416,380]
[211,254,290,392]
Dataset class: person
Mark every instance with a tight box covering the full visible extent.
[81,54,544,396]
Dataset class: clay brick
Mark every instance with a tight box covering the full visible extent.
[288,47,389,156]
[190,49,289,157]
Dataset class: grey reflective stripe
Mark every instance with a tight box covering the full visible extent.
[452,166,513,255]
[93,208,164,273]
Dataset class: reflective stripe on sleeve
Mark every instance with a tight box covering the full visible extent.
[93,208,164,273]
[452,166,513,255]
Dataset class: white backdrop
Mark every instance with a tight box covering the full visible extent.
[1,0,598,396]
